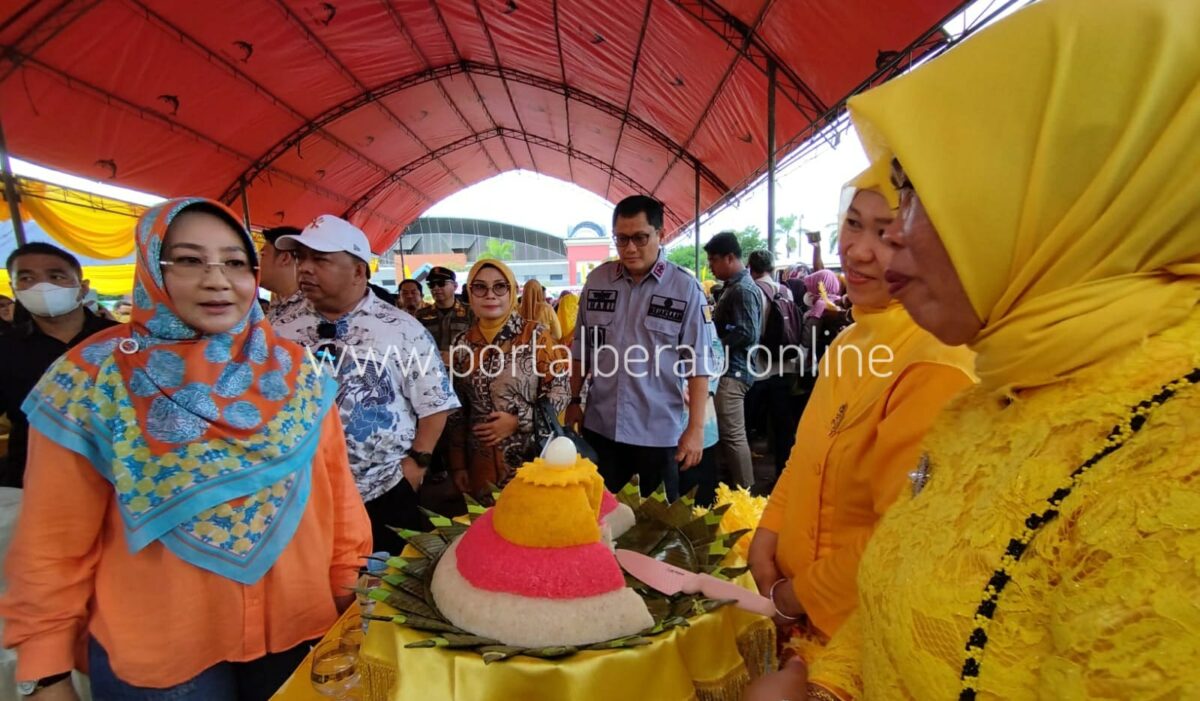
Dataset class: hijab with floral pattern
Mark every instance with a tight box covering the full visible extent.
[22,198,336,584]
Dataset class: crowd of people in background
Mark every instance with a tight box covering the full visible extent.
[3,4,1197,696]
[0,197,863,507]
[0,189,849,698]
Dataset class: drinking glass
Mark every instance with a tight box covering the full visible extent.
[309,640,360,699]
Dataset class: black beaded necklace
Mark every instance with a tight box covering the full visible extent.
[957,367,1200,701]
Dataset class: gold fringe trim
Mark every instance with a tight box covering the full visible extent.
[694,665,750,701]
[737,619,778,679]
[361,656,397,701]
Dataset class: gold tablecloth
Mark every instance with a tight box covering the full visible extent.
[361,571,773,701]
[274,603,773,701]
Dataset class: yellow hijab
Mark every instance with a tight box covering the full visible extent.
[466,259,518,343]
[848,0,1200,393]
[818,172,975,430]
[519,279,562,342]
[556,292,578,344]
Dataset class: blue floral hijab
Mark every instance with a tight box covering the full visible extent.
[22,198,336,584]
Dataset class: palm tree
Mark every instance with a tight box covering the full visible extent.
[822,223,840,254]
[478,238,515,261]
[776,214,799,260]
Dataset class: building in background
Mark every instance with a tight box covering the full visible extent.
[563,221,610,286]
[372,217,612,296]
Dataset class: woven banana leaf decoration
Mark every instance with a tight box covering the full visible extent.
[362,485,751,662]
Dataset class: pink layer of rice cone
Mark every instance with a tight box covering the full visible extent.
[455,511,624,598]
[431,538,654,648]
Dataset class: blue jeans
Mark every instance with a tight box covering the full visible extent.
[88,637,315,701]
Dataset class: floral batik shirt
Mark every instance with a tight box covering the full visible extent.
[271,290,460,501]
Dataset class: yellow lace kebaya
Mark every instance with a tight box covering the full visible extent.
[810,307,1200,699]
[807,0,1200,697]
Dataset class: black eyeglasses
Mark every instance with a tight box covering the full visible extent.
[428,279,454,288]
[469,281,511,297]
[613,233,652,249]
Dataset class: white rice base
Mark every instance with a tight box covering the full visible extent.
[603,502,636,540]
[430,537,654,648]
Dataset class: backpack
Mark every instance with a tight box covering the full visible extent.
[756,280,803,364]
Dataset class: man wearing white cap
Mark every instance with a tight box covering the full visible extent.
[271,215,460,553]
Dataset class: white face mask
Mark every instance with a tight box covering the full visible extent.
[15,282,83,318]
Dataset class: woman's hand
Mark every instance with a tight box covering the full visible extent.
[771,578,806,626]
[748,529,782,596]
[452,470,471,495]
[752,561,783,599]
[563,403,584,432]
[473,412,519,446]
[741,656,808,701]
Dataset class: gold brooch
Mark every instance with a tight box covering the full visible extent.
[828,403,847,436]
[909,453,931,496]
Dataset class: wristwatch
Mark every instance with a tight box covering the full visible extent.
[406,450,434,468]
[17,672,70,696]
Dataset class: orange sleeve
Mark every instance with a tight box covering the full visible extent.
[758,446,800,533]
[794,363,974,635]
[320,410,372,594]
[1,429,109,681]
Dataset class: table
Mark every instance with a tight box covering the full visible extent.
[274,584,775,701]
[272,603,363,701]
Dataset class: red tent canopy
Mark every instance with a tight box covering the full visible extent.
[0,0,965,251]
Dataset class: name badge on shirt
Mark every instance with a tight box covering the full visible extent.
[585,325,607,348]
[587,289,618,312]
[647,295,686,323]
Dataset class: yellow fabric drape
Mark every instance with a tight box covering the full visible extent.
[0,265,135,296]
[847,0,1200,393]
[360,574,774,701]
[17,180,142,260]
[270,601,774,701]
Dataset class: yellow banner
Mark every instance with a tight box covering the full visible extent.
[18,179,144,260]
[0,264,136,297]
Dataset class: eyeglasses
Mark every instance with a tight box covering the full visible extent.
[428,280,454,288]
[469,281,511,297]
[613,233,652,249]
[160,256,256,280]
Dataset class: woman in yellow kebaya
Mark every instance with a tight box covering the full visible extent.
[754,0,1200,699]
[746,170,975,659]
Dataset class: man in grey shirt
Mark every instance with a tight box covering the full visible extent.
[565,196,718,500]
[705,231,763,489]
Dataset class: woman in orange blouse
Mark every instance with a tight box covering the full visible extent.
[746,175,975,665]
[0,199,371,701]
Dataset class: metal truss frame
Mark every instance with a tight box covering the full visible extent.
[342,127,683,227]
[680,0,1021,240]
[219,61,729,206]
